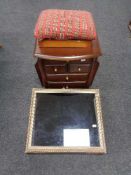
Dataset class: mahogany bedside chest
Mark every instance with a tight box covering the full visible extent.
[34,38,102,88]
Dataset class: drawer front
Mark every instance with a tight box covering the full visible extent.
[70,58,93,64]
[47,82,87,88]
[46,74,89,82]
[69,64,91,73]
[44,60,67,65]
[45,65,66,74]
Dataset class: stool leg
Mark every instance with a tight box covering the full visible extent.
[35,58,48,87]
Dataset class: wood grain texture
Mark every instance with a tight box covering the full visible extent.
[38,40,92,48]
[34,37,102,61]
[34,38,101,88]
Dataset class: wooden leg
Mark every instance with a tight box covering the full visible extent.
[35,61,44,86]
[128,21,131,32]
[35,58,48,87]
[87,60,99,87]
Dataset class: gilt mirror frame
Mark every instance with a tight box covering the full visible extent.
[25,88,106,154]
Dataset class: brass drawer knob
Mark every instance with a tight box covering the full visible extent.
[65,76,69,81]
[54,68,58,72]
[78,67,81,72]
[81,58,86,62]
[65,85,68,89]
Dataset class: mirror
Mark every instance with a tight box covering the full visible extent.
[26,89,106,154]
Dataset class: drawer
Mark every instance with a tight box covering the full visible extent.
[45,65,66,74]
[44,60,66,65]
[46,74,89,82]
[47,82,87,88]
[70,58,93,64]
[69,64,91,73]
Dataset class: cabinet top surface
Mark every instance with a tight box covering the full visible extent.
[34,38,102,61]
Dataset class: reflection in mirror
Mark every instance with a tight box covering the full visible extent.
[32,93,99,147]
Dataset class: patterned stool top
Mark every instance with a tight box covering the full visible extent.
[34,9,97,41]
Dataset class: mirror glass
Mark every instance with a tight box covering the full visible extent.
[32,93,99,147]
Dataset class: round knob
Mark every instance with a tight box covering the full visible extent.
[78,67,81,72]
[54,68,58,72]
[65,76,69,81]
[65,85,68,89]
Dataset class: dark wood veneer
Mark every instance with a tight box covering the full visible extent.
[34,38,102,88]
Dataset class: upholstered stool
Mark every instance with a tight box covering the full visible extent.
[33,9,101,88]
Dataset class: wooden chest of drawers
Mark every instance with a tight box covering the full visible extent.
[34,38,101,88]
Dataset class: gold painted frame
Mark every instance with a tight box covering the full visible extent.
[25,88,106,154]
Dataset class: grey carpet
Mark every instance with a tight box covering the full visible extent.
[0,0,131,174]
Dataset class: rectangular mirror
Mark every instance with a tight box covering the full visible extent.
[25,89,106,154]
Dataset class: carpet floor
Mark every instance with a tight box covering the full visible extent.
[0,0,131,175]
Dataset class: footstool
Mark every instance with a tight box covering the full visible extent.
[33,9,102,88]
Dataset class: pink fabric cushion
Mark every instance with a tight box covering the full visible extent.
[34,9,97,40]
